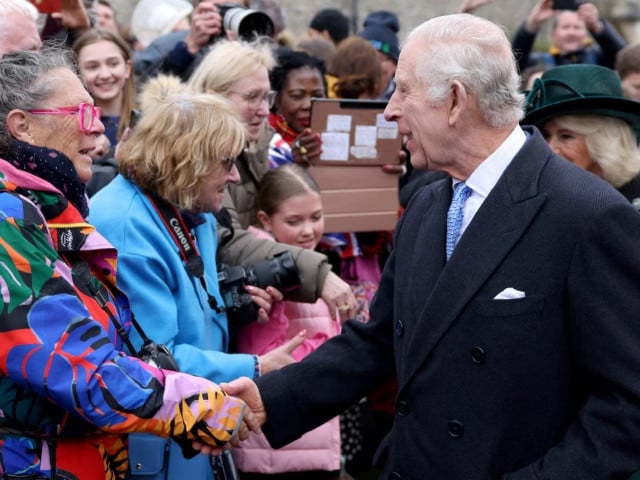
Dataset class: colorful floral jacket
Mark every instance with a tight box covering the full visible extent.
[0,159,243,480]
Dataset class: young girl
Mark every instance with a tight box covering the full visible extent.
[233,164,342,480]
[72,29,137,195]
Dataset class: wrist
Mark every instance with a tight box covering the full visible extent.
[184,36,204,55]
[590,20,603,34]
[253,355,261,379]
[524,19,540,33]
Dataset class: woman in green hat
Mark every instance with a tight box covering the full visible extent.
[522,63,640,209]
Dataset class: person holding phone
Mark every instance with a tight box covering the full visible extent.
[511,0,626,74]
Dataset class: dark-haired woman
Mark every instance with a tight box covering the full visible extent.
[268,48,326,167]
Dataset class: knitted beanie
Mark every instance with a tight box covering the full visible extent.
[358,10,400,63]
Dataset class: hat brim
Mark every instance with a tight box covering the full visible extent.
[522,97,640,139]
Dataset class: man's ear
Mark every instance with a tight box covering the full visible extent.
[448,80,468,126]
[256,210,272,231]
[6,109,34,143]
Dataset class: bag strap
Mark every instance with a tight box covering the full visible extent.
[144,192,224,313]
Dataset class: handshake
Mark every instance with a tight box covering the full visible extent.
[154,330,307,458]
[188,376,266,456]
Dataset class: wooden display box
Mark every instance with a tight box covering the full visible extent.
[309,99,403,233]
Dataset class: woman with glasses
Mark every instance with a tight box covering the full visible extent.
[187,38,278,230]
[0,48,252,480]
[184,38,356,337]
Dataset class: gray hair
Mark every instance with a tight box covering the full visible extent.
[407,14,524,129]
[0,0,39,45]
[0,47,76,156]
[552,115,640,188]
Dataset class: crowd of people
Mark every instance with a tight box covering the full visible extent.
[1,0,640,480]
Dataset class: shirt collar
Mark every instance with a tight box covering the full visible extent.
[463,125,527,198]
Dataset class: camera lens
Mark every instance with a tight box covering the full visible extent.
[222,7,274,40]
[249,251,300,293]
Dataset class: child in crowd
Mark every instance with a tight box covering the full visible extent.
[233,164,342,480]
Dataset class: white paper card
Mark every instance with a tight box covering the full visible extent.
[320,132,350,161]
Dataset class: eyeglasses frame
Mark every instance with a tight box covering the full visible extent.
[230,90,277,109]
[27,102,102,133]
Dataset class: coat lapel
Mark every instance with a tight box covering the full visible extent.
[400,131,552,385]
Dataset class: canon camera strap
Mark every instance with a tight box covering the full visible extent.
[145,192,224,312]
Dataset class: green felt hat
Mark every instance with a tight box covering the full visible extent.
[522,64,640,140]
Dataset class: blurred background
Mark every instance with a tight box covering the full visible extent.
[107,0,640,45]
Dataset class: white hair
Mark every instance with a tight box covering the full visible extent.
[552,115,640,188]
[0,0,38,21]
[407,14,524,129]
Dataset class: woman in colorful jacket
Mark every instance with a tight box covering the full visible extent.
[0,48,250,479]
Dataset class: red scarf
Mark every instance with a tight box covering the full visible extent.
[269,112,298,145]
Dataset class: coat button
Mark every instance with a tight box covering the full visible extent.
[396,400,410,416]
[395,320,405,336]
[390,473,401,480]
[471,346,486,365]
[448,420,464,437]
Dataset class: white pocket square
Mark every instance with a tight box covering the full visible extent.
[493,287,526,300]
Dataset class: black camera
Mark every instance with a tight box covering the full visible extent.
[218,251,300,327]
[216,3,274,41]
[138,340,179,371]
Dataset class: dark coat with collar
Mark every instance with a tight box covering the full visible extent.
[256,128,640,479]
[618,172,640,211]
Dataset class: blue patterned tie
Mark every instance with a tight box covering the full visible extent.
[446,182,472,260]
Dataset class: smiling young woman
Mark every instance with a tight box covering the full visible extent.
[72,29,137,195]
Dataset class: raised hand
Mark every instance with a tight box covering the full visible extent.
[184,1,223,54]
[54,0,90,31]
[458,0,495,14]
[526,0,555,33]
[292,129,323,166]
[258,330,307,374]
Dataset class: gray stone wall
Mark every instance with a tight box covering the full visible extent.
[110,0,640,46]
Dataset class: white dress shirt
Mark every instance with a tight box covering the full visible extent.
[453,125,527,238]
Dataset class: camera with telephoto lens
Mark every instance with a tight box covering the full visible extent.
[218,251,300,327]
[213,3,274,42]
[138,340,179,371]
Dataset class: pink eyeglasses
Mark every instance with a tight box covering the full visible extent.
[27,102,102,133]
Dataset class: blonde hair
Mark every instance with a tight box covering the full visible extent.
[187,39,276,97]
[553,114,640,188]
[118,76,245,210]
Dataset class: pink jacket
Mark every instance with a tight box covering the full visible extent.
[233,229,342,473]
